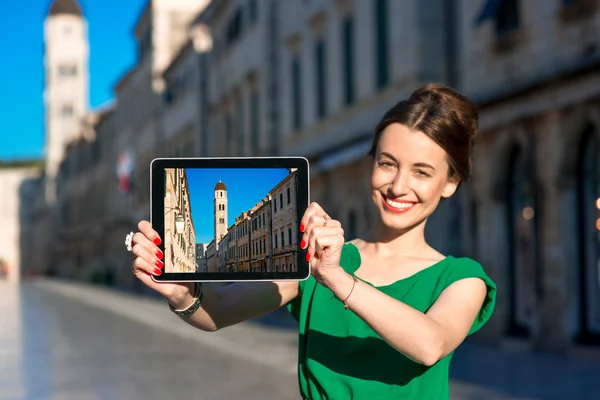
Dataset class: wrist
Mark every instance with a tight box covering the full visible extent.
[166,284,195,309]
[319,266,353,295]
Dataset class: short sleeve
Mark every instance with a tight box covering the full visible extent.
[441,258,497,336]
[286,279,305,322]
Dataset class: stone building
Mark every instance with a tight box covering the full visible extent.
[16,0,600,354]
[0,166,41,283]
[196,243,208,272]
[43,0,89,204]
[164,168,196,273]
[193,0,276,157]
[250,198,272,272]
[271,169,299,272]
[456,0,600,350]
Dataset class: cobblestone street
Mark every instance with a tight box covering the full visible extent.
[1,279,599,400]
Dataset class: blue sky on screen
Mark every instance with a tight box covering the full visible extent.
[186,168,290,244]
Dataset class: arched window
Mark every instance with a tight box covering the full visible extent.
[577,127,600,342]
[347,209,357,240]
[506,144,539,337]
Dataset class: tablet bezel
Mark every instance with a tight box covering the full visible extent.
[150,157,311,282]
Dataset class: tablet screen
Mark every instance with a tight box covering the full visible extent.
[151,158,310,281]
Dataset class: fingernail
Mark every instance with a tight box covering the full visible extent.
[306,253,311,262]
[154,237,161,245]
[300,240,306,249]
[300,224,305,233]
[155,260,164,269]
[156,250,163,259]
[154,267,162,275]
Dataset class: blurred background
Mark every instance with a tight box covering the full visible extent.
[1,0,600,399]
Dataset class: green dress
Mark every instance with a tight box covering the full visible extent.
[286,242,496,400]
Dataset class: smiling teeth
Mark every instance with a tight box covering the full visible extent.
[386,198,414,209]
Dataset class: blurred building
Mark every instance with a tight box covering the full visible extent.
[43,0,89,204]
[13,0,600,354]
[459,0,600,351]
[0,166,41,283]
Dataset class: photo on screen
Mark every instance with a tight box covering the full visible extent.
[163,167,301,274]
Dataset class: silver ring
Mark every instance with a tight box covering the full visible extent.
[125,231,134,252]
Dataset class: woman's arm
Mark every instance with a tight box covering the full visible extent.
[322,268,487,366]
[169,280,299,331]
[132,220,299,332]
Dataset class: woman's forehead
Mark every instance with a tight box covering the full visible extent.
[377,125,447,162]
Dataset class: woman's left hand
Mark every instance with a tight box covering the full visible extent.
[299,202,345,284]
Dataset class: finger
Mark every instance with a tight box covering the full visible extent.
[138,220,162,245]
[132,232,164,261]
[301,214,340,254]
[299,202,326,233]
[306,227,344,261]
[314,233,345,260]
[132,252,163,277]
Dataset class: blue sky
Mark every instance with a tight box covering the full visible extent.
[186,168,290,244]
[0,0,146,160]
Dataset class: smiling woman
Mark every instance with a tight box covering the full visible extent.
[129,83,496,400]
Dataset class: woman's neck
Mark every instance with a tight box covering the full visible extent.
[361,219,430,258]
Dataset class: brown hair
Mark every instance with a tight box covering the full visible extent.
[368,83,479,186]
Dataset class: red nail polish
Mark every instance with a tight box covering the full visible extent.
[300,240,306,249]
[156,250,163,259]
[154,267,162,275]
[155,260,164,269]
[154,237,161,245]
[306,253,311,262]
[300,224,305,233]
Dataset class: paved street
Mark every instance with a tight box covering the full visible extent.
[1,278,600,400]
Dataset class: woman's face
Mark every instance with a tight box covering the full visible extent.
[370,123,458,232]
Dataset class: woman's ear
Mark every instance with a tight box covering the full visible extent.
[441,176,460,198]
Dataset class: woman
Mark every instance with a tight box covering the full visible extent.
[129,83,496,399]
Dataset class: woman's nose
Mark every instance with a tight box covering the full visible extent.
[390,172,409,196]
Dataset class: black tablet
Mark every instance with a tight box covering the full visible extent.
[150,157,311,282]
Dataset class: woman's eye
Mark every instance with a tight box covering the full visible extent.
[378,161,395,168]
[415,170,431,177]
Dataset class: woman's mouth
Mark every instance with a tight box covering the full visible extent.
[381,195,417,213]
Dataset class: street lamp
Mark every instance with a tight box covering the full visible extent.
[175,214,185,234]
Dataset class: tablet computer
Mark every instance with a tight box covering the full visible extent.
[150,157,310,282]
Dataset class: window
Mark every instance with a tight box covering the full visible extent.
[249,0,258,23]
[315,38,327,118]
[287,187,291,203]
[281,231,284,247]
[58,65,77,77]
[250,89,259,153]
[237,97,244,155]
[291,56,302,131]
[374,0,389,89]
[275,235,278,248]
[280,193,283,208]
[577,126,600,340]
[342,15,355,105]
[60,104,74,117]
[347,210,357,240]
[288,228,292,245]
[496,0,519,37]
[506,144,539,338]
[274,198,277,212]
[226,8,243,46]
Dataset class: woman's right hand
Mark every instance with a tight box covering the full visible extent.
[130,220,194,309]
